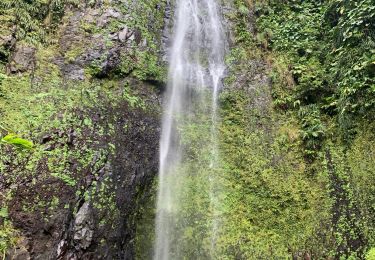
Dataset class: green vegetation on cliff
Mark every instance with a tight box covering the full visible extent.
[0,0,166,258]
[0,0,374,259]
[252,0,375,258]
[256,0,374,137]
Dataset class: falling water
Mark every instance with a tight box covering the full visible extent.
[155,0,226,259]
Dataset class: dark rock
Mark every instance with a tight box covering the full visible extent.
[41,134,53,144]
[134,29,142,45]
[67,130,76,146]
[7,45,36,73]
[161,0,173,61]
[9,248,30,260]
[4,1,165,259]
[61,63,85,81]
[0,34,15,57]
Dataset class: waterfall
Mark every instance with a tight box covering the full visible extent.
[155,0,226,259]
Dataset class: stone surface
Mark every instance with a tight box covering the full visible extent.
[118,26,129,42]
[7,45,36,73]
[97,8,122,28]
[73,202,94,250]
[4,1,165,259]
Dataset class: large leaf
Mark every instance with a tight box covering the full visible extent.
[1,133,33,149]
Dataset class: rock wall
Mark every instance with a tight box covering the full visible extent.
[1,0,374,259]
[0,1,168,259]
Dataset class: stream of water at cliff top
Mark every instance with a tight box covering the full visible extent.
[155,0,226,259]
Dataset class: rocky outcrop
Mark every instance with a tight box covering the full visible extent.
[7,45,36,73]
[73,202,94,250]
[7,81,161,260]
[2,1,166,259]
[54,8,125,80]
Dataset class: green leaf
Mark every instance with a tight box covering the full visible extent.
[1,133,34,149]
[0,207,8,218]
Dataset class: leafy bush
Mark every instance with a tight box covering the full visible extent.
[256,0,375,139]
[298,105,325,157]
[255,0,375,257]
[0,0,78,44]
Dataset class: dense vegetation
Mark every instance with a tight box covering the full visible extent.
[0,0,374,259]
[136,0,375,259]
[256,0,374,142]
[253,0,375,257]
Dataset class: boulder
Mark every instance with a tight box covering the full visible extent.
[7,45,36,73]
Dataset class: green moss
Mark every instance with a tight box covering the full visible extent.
[134,182,157,260]
[367,248,375,260]
[64,45,85,63]
[347,124,375,247]
[217,88,331,258]
[252,0,375,255]
[256,0,375,139]
[0,207,19,257]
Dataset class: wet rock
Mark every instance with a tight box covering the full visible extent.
[162,0,173,61]
[67,129,77,146]
[92,48,121,77]
[57,240,68,258]
[3,0,165,259]
[7,45,36,73]
[73,202,94,250]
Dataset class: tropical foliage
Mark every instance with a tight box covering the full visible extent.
[0,0,78,44]
[256,0,375,140]
[0,0,374,259]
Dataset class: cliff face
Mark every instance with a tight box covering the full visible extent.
[0,0,374,259]
[216,1,374,258]
[217,1,374,259]
[0,1,168,259]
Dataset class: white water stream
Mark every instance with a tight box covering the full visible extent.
[155,0,226,259]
